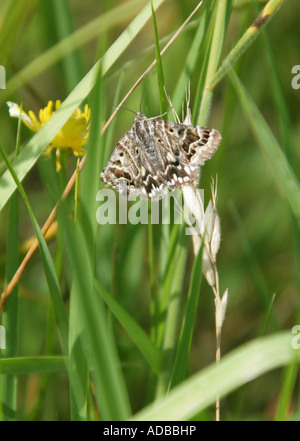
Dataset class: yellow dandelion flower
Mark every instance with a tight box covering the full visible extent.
[7,100,91,171]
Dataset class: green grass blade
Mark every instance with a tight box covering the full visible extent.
[0,114,22,421]
[151,1,167,114]
[275,361,299,421]
[42,0,83,92]
[148,212,157,342]
[209,0,285,91]
[260,293,277,336]
[0,147,69,354]
[155,237,188,397]
[101,73,124,170]
[0,0,147,103]
[260,30,293,162]
[230,203,278,330]
[68,281,89,421]
[259,23,300,331]
[196,0,231,126]
[67,67,105,421]
[131,332,300,420]
[0,0,166,213]
[156,223,182,348]
[171,6,211,115]
[94,279,161,375]
[79,66,105,243]
[1,194,19,421]
[0,0,38,62]
[230,70,300,227]
[0,356,67,375]
[62,208,131,420]
[168,244,203,389]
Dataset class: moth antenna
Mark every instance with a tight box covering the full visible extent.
[110,103,137,116]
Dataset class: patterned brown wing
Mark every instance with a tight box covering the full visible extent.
[100,130,143,198]
[150,119,222,190]
[156,120,221,165]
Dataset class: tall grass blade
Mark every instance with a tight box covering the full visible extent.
[62,211,131,420]
[94,279,161,375]
[195,0,232,126]
[0,0,38,62]
[0,356,67,375]
[230,71,300,227]
[168,244,203,389]
[151,1,167,114]
[68,66,104,421]
[156,223,182,348]
[0,112,23,421]
[230,203,278,330]
[209,0,285,91]
[43,0,83,91]
[0,147,69,354]
[155,225,188,397]
[1,194,19,421]
[171,5,211,115]
[275,361,299,421]
[132,332,300,420]
[0,0,147,103]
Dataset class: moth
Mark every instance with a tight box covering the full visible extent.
[100,112,221,200]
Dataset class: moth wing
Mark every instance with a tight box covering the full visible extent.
[100,130,144,198]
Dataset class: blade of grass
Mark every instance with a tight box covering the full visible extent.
[148,208,157,342]
[151,0,167,114]
[0,0,166,213]
[275,361,299,421]
[101,73,124,169]
[0,0,147,103]
[68,65,105,421]
[0,108,23,421]
[171,4,212,116]
[260,293,277,336]
[1,192,19,421]
[43,0,83,91]
[260,26,294,163]
[230,70,300,227]
[27,305,58,421]
[0,356,67,375]
[62,209,131,421]
[230,203,278,330]
[0,147,68,354]
[230,68,300,421]
[131,331,300,420]
[156,222,182,348]
[168,244,203,390]
[195,0,232,126]
[208,0,285,91]
[94,279,161,375]
[68,280,89,421]
[0,0,38,62]
[258,19,300,369]
[155,235,188,397]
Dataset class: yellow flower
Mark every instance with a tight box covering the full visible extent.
[7,100,91,171]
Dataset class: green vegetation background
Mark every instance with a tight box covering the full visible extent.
[0,0,299,421]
